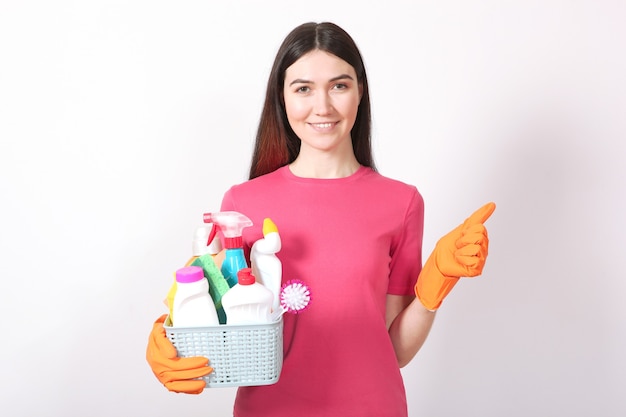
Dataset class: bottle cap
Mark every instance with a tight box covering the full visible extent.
[237,268,256,285]
[176,266,205,283]
[262,218,278,235]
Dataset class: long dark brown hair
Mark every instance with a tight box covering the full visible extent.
[248,22,375,180]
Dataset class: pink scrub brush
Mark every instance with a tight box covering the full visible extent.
[271,279,311,320]
[278,279,312,358]
[280,279,312,314]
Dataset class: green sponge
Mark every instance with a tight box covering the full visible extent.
[190,253,230,324]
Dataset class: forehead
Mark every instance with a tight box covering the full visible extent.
[284,50,357,81]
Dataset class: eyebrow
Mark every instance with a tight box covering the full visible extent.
[288,74,355,86]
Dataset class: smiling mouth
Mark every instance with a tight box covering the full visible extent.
[310,122,336,129]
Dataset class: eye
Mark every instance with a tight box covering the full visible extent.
[296,86,310,93]
[333,83,348,90]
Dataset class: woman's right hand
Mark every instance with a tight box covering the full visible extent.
[146,314,213,394]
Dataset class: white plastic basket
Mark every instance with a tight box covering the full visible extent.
[164,318,283,388]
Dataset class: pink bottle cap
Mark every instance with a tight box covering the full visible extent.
[176,266,204,283]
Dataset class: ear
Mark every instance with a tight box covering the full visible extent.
[358,82,364,101]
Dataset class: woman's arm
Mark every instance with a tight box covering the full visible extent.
[387,202,495,367]
[386,294,436,368]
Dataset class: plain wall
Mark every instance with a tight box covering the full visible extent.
[1,1,624,416]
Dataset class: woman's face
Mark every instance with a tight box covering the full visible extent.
[283,50,362,156]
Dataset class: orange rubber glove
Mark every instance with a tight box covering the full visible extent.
[415,202,496,311]
[146,314,213,394]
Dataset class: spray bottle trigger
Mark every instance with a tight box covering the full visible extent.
[206,223,219,248]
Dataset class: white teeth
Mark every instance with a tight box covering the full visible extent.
[313,123,332,128]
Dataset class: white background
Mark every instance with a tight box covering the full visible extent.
[1,1,625,416]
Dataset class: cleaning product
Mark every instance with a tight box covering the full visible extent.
[221,268,273,325]
[190,253,231,324]
[250,218,282,312]
[166,224,223,320]
[203,211,253,288]
[171,266,220,327]
[186,224,223,266]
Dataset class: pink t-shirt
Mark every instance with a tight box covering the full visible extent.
[220,165,424,417]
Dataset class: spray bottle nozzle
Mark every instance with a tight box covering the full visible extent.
[203,211,253,249]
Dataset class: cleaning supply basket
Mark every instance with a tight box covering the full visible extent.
[164,317,283,388]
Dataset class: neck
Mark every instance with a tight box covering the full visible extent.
[289,155,361,179]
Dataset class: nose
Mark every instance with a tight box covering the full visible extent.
[314,92,333,116]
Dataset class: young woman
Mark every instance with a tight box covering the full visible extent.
[147,22,495,417]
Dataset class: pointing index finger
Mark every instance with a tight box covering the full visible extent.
[463,202,496,227]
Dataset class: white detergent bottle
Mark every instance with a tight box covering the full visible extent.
[250,218,282,313]
[166,224,223,320]
[221,268,273,325]
[172,266,220,327]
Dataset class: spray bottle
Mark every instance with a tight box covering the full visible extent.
[203,211,253,288]
[251,218,282,313]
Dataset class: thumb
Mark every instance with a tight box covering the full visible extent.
[462,202,496,229]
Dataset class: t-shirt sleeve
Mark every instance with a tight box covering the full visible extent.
[387,187,424,295]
